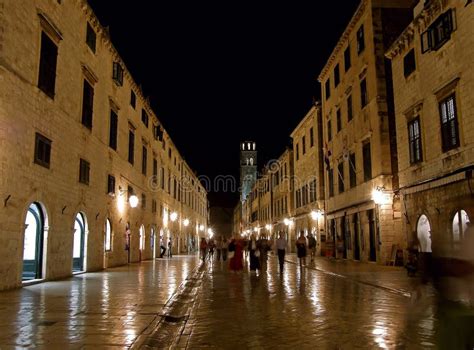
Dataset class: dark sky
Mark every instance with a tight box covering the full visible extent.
[87,0,360,208]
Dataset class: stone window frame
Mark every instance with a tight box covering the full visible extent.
[433,76,462,153]
[403,101,424,167]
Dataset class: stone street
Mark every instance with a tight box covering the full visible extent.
[0,255,473,349]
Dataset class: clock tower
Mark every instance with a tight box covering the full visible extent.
[240,141,257,202]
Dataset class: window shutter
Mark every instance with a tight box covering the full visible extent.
[421,30,431,53]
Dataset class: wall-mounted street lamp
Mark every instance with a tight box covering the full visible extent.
[183,218,190,227]
[199,224,205,232]
[208,228,214,238]
[311,210,323,221]
[117,186,139,212]
[170,212,178,222]
[372,186,391,205]
[265,224,272,231]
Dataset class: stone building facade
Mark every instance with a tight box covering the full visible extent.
[317,0,413,264]
[290,104,325,256]
[0,0,208,290]
[386,0,473,259]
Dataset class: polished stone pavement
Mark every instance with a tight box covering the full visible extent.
[0,254,473,349]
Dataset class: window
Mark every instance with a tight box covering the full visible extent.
[107,174,115,195]
[360,78,368,108]
[38,32,58,98]
[153,158,158,185]
[142,146,147,175]
[336,109,342,132]
[130,90,136,108]
[309,179,317,202]
[310,127,314,147]
[349,153,356,188]
[105,219,112,252]
[34,133,51,168]
[302,136,306,155]
[79,158,90,185]
[142,109,149,128]
[421,9,455,53]
[81,79,94,129]
[152,199,157,213]
[112,62,123,86]
[160,168,165,189]
[296,143,299,161]
[86,23,96,53]
[408,117,423,164]
[344,45,351,71]
[328,168,334,197]
[141,194,146,209]
[325,79,331,100]
[347,95,353,121]
[439,94,459,152]
[327,119,332,142]
[403,49,416,78]
[338,162,345,193]
[109,110,118,150]
[334,64,340,87]
[363,142,372,182]
[168,148,172,159]
[357,25,365,54]
[128,129,135,164]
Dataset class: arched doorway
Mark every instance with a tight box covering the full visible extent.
[452,210,470,251]
[22,203,47,281]
[125,222,131,263]
[151,226,156,259]
[417,214,432,253]
[139,225,145,261]
[73,213,87,273]
[104,218,112,268]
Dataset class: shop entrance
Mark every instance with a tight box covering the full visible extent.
[368,209,376,262]
[73,213,87,273]
[22,203,47,281]
[353,213,360,261]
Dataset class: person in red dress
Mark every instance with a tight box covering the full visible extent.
[229,235,244,271]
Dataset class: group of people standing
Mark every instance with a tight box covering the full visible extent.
[199,231,318,274]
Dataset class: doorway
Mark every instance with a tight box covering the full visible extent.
[353,213,360,261]
[139,225,145,261]
[368,209,376,262]
[417,214,432,253]
[73,213,87,273]
[22,203,47,281]
[341,218,347,259]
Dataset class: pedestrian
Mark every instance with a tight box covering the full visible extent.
[159,236,166,258]
[249,233,261,272]
[199,237,208,262]
[296,231,307,267]
[275,231,287,273]
[167,238,172,258]
[308,233,316,263]
[216,236,223,261]
[229,235,244,272]
[208,239,215,260]
[222,236,229,261]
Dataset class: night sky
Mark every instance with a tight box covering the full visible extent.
[87,0,360,208]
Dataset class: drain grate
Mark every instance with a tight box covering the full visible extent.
[163,315,186,323]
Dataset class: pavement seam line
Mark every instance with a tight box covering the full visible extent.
[285,258,412,298]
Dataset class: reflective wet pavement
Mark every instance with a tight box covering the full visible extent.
[0,255,473,349]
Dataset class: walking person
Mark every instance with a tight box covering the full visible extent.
[159,236,166,258]
[167,238,172,258]
[296,231,307,267]
[308,233,317,263]
[199,237,208,262]
[249,233,261,273]
[229,236,244,272]
[216,236,223,261]
[222,236,229,261]
[208,239,215,260]
[276,231,287,273]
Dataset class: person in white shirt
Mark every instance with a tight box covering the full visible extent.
[275,231,287,273]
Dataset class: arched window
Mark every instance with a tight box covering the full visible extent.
[139,225,145,250]
[253,142,256,150]
[250,158,254,166]
[452,210,470,250]
[248,142,251,150]
[417,214,432,253]
[105,219,112,251]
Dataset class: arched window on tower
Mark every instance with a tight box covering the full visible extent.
[248,142,251,150]
[253,143,256,150]
[242,143,245,150]
[246,159,250,166]
[250,158,254,166]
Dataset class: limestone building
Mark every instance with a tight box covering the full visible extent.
[0,0,208,290]
[317,0,413,264]
[290,103,325,256]
[386,0,473,258]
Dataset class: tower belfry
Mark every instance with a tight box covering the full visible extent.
[240,141,257,202]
